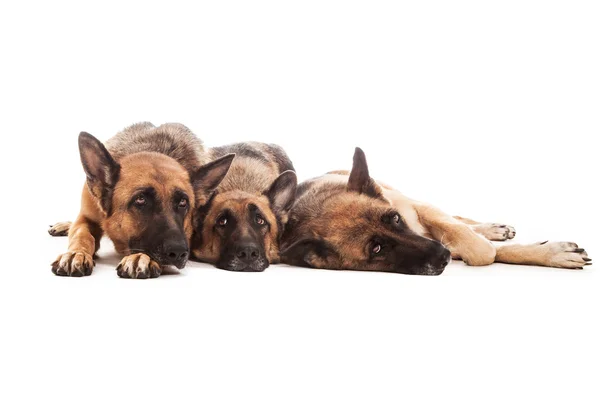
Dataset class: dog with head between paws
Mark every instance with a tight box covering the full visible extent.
[191,142,297,272]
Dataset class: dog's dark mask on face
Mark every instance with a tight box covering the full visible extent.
[192,170,297,272]
[281,209,450,275]
[281,148,450,275]
[213,203,270,272]
[78,132,235,268]
[126,187,192,269]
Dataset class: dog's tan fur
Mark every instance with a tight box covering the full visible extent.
[50,132,590,275]
[50,122,233,278]
[191,142,296,269]
[193,189,281,263]
[282,149,591,272]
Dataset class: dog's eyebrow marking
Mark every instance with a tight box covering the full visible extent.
[173,188,189,199]
[132,186,157,195]
[218,208,232,217]
[127,187,158,208]
[248,203,267,218]
[128,186,157,201]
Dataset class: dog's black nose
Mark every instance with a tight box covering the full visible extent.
[426,244,451,274]
[235,243,260,263]
[163,241,189,263]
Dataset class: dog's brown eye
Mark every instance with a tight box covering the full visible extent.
[134,195,146,206]
[178,198,188,208]
[217,217,228,226]
[256,215,266,225]
[393,214,400,224]
[372,244,382,254]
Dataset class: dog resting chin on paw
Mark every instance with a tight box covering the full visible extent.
[50,122,235,278]
[280,148,591,274]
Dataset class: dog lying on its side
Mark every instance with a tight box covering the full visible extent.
[280,148,592,275]
[49,122,234,278]
[191,142,297,272]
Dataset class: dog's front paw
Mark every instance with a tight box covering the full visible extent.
[474,223,516,241]
[539,241,591,269]
[52,251,94,277]
[117,254,161,279]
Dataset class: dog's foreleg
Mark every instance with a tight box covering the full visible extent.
[414,207,591,269]
[454,216,516,241]
[453,216,480,225]
[495,241,591,269]
[414,204,496,266]
[51,215,102,277]
[51,189,104,277]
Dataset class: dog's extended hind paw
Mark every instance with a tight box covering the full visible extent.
[538,241,591,269]
[48,221,72,237]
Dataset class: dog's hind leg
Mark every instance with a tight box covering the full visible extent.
[412,205,590,269]
[454,216,516,241]
[48,221,72,237]
[495,241,591,269]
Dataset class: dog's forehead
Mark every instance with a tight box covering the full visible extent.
[324,193,388,219]
[302,194,388,241]
[213,191,270,212]
[116,154,193,197]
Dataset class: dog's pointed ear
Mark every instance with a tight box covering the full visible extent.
[281,238,340,269]
[191,154,235,205]
[265,170,297,216]
[78,132,120,212]
[347,147,383,198]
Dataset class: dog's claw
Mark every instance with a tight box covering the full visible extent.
[473,223,516,241]
[117,254,161,279]
[51,251,94,277]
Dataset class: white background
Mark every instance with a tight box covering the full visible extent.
[1,1,598,399]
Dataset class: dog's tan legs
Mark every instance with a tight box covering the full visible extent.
[418,207,592,269]
[51,215,102,276]
[51,188,104,277]
[454,216,516,241]
[495,241,592,269]
[453,216,480,225]
[48,221,72,237]
[414,204,496,266]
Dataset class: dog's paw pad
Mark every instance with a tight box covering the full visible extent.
[51,251,94,277]
[539,241,591,269]
[117,254,161,279]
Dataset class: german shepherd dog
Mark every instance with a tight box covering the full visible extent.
[281,148,592,275]
[191,143,297,272]
[49,122,234,278]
